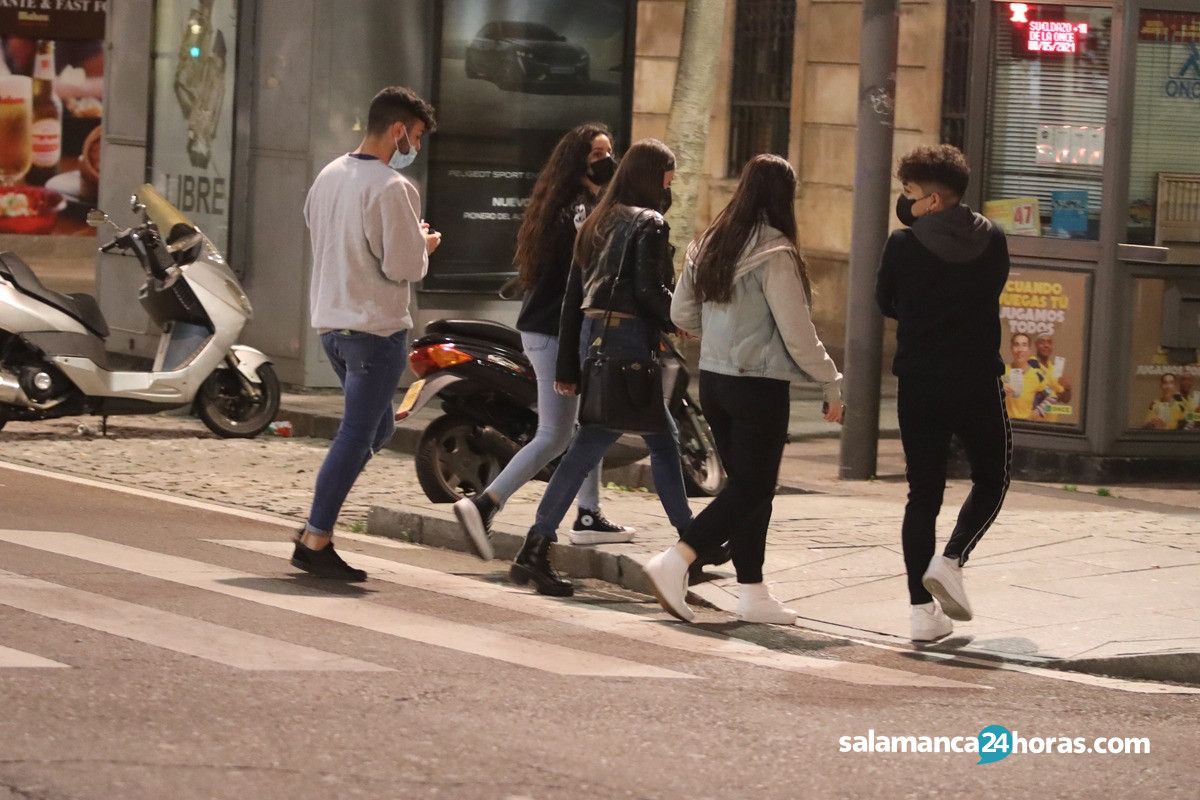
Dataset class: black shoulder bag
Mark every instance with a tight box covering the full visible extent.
[577,211,669,434]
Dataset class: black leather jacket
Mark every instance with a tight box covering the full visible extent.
[556,206,675,384]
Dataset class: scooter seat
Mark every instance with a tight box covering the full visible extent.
[426,318,523,352]
[0,251,110,338]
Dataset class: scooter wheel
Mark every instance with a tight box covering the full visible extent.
[678,400,726,497]
[415,414,502,503]
[196,363,281,439]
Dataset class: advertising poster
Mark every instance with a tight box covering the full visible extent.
[426,0,631,291]
[0,3,105,236]
[1127,278,1200,432]
[998,267,1089,426]
[148,0,237,253]
[984,197,1042,237]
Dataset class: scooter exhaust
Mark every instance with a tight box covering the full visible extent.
[0,368,30,407]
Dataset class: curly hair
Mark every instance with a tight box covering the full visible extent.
[514,123,612,288]
[896,144,970,198]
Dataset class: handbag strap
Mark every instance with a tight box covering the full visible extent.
[593,208,653,357]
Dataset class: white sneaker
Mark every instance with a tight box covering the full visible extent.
[644,548,695,622]
[922,555,973,621]
[736,584,798,625]
[910,601,954,642]
[567,529,635,546]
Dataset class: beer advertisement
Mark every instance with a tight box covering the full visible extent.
[1127,278,1200,433]
[998,266,1090,427]
[148,0,237,253]
[0,4,105,236]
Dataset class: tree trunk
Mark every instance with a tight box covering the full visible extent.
[663,0,727,273]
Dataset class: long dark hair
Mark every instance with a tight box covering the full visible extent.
[692,154,812,304]
[574,138,675,269]
[515,122,612,288]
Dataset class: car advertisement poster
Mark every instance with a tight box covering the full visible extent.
[0,5,105,236]
[425,0,631,292]
[1127,278,1200,432]
[999,267,1089,427]
[147,0,237,254]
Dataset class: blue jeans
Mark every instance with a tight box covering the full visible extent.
[306,330,408,534]
[530,316,692,540]
[484,331,603,509]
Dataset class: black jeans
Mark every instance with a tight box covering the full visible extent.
[682,371,790,584]
[898,375,1012,605]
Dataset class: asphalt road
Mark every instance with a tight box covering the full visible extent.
[0,464,1195,800]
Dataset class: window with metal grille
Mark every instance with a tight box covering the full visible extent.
[940,0,974,150]
[728,0,796,177]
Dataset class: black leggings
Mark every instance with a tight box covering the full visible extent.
[682,371,790,584]
[898,375,1012,605]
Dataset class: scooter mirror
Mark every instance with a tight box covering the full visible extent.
[86,209,110,228]
[130,195,147,218]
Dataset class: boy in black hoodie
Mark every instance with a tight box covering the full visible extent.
[876,145,1011,643]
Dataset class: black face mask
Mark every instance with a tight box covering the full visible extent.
[660,186,673,214]
[585,155,616,186]
[896,193,934,227]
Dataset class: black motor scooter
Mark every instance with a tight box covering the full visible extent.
[397,318,726,504]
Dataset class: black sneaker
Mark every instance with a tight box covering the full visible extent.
[291,541,367,582]
[568,508,635,545]
[453,493,496,560]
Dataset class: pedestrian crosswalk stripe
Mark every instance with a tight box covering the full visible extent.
[0,569,391,672]
[0,530,693,680]
[0,643,70,669]
[211,539,988,690]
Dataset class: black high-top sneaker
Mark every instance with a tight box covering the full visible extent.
[568,508,635,546]
[509,531,574,597]
[453,493,497,560]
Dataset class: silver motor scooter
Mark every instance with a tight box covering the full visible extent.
[0,184,279,437]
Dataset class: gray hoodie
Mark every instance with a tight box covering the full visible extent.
[671,225,842,402]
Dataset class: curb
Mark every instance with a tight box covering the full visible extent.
[367,503,659,598]
[365,500,1198,687]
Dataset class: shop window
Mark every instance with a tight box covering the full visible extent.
[940,0,974,150]
[1126,10,1200,261]
[727,0,795,177]
[1126,277,1200,433]
[981,3,1112,240]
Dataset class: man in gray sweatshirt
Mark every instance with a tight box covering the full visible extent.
[294,86,441,581]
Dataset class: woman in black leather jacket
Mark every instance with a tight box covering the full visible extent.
[508,139,694,597]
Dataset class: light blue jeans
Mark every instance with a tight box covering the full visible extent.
[530,316,693,541]
[483,331,603,510]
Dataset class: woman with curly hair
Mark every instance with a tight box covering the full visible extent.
[455,123,631,560]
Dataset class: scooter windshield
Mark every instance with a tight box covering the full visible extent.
[138,183,198,245]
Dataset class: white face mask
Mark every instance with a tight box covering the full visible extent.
[389,128,417,171]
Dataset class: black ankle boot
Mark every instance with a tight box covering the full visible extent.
[510,532,574,597]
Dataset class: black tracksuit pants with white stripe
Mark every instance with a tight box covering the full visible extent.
[897,375,1012,605]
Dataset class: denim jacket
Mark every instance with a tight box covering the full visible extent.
[671,225,843,402]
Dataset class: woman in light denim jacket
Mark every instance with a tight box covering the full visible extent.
[644,154,844,625]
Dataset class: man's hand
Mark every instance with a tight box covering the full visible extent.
[673,327,696,341]
[823,400,845,424]
[425,230,442,254]
[554,382,578,397]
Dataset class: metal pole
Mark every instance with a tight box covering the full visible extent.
[838,0,900,480]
